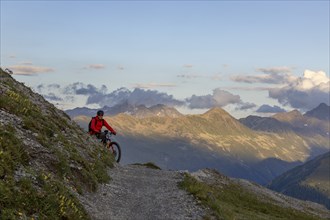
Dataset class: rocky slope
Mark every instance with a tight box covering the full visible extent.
[0,69,114,219]
[78,164,330,219]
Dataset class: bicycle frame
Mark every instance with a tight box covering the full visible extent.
[103,130,121,162]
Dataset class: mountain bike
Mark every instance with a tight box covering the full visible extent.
[102,130,121,163]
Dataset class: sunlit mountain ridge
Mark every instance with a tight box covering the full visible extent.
[70,103,329,185]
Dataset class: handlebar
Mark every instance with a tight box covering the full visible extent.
[104,130,115,135]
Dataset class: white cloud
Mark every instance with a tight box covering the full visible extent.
[126,88,184,107]
[296,70,329,91]
[132,83,177,89]
[231,72,296,84]
[178,73,222,81]
[177,74,201,79]
[269,70,330,110]
[45,83,183,108]
[183,64,193,68]
[256,66,293,74]
[186,89,243,109]
[231,66,297,84]
[36,81,261,112]
[256,104,286,113]
[224,86,273,91]
[85,87,184,107]
[117,65,125,70]
[43,93,63,101]
[7,65,54,75]
[84,64,105,69]
[63,82,108,95]
[236,102,257,111]
[210,74,222,81]
[19,61,33,65]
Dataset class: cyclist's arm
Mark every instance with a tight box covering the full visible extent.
[103,120,116,134]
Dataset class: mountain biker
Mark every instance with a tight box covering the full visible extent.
[89,110,117,142]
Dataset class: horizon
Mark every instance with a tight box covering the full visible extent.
[1,1,329,119]
[65,99,329,120]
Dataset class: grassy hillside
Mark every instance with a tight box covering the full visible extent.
[180,169,329,219]
[0,69,114,219]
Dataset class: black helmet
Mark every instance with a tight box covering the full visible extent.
[97,110,104,116]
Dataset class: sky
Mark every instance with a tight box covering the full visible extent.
[1,0,329,118]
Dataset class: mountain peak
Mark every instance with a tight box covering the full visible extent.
[318,103,329,108]
[304,103,330,120]
[287,109,302,116]
[272,109,303,122]
[199,107,249,132]
[202,107,231,117]
[148,104,183,118]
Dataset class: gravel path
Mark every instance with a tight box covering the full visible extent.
[78,164,207,220]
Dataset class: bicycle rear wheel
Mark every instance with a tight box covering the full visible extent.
[109,141,121,163]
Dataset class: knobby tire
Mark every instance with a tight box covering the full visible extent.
[110,141,121,163]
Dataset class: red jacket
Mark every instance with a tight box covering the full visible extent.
[90,116,116,134]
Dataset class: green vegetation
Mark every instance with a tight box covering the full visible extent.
[179,174,324,220]
[0,69,114,219]
[133,162,161,170]
[0,87,36,117]
[0,175,89,219]
[0,125,89,219]
[0,125,29,179]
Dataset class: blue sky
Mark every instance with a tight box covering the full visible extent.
[1,1,329,118]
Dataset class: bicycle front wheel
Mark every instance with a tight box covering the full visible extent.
[109,141,121,163]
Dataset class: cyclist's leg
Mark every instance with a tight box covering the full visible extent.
[98,132,108,145]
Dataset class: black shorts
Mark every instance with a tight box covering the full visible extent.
[95,132,106,143]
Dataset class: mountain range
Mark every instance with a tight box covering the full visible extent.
[239,103,329,158]
[66,102,183,118]
[68,102,329,186]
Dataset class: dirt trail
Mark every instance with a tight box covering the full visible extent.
[78,164,207,220]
